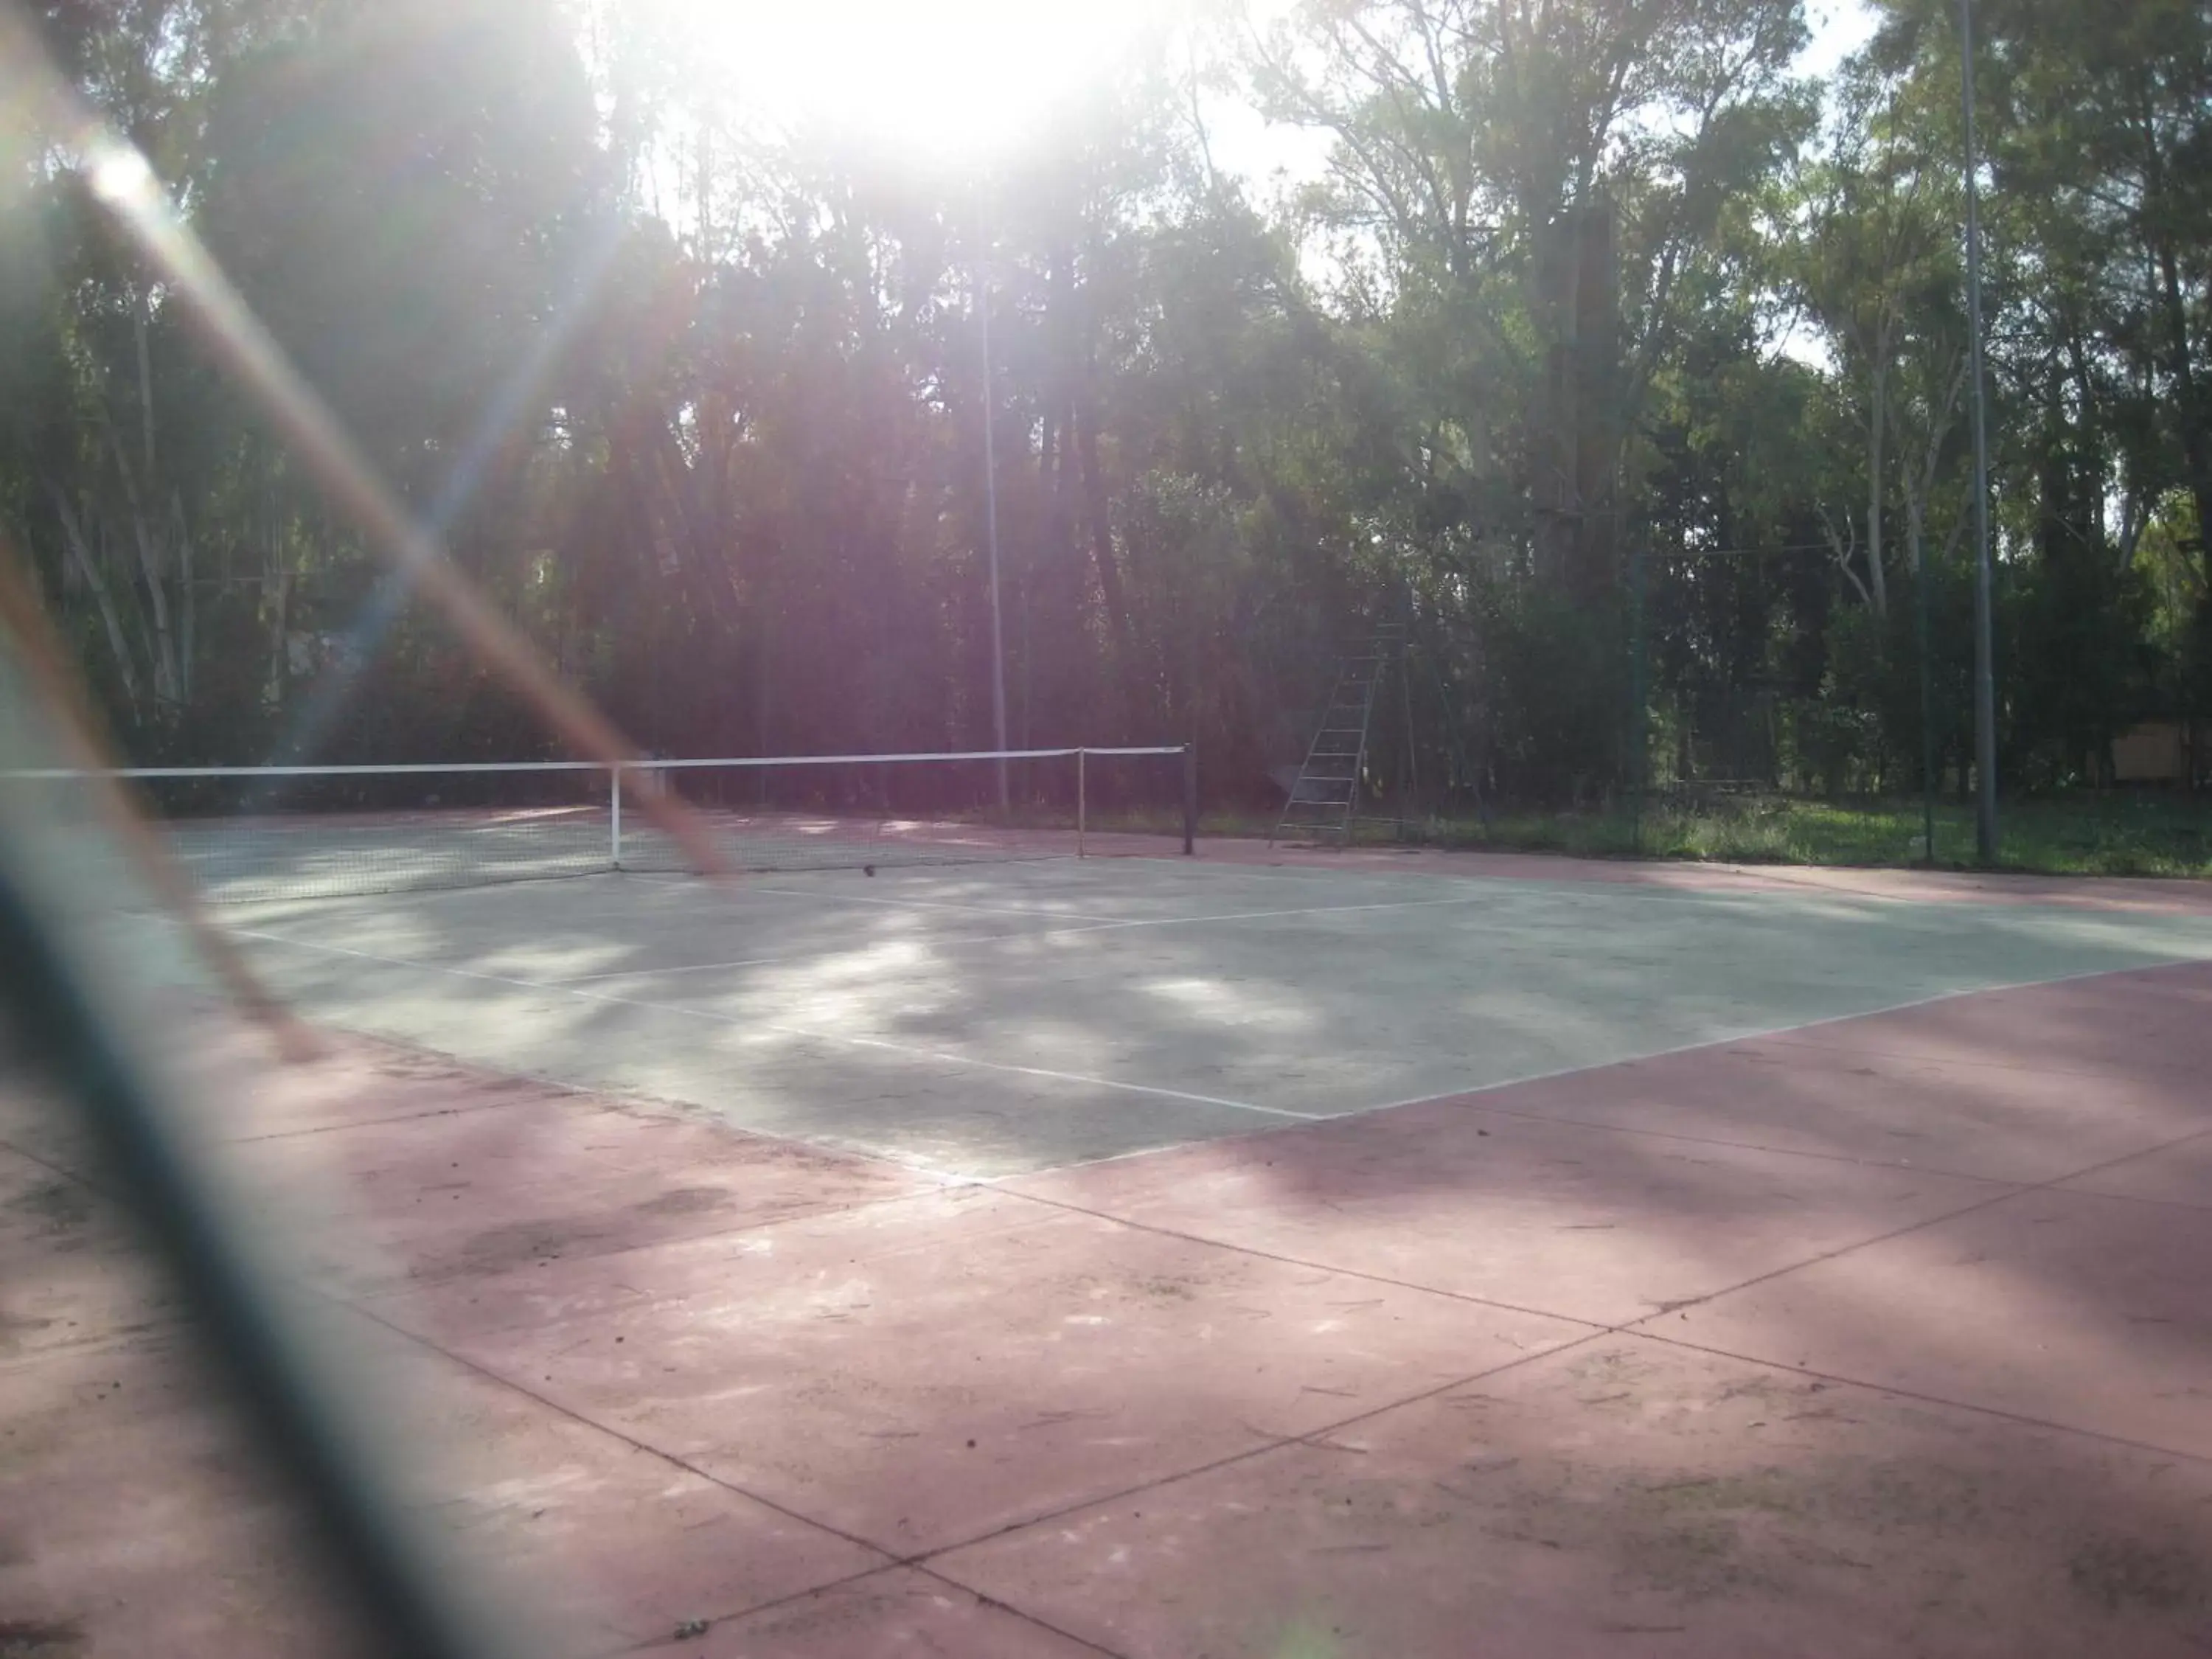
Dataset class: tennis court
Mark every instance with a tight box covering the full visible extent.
[119,840,2212,1176]
[16,838,2212,1655]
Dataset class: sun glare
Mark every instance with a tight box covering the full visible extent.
[676,0,1180,163]
[88,142,157,207]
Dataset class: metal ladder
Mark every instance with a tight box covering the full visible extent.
[1271,620,1405,846]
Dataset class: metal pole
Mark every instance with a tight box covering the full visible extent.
[1399,625,1419,838]
[610,762,622,871]
[1959,0,2000,863]
[1077,747,1086,858]
[1629,538,1649,851]
[1919,557,1935,863]
[1182,742,1198,855]
[978,260,1010,813]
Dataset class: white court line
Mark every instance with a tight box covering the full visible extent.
[1352,955,2212,1117]
[544,890,1506,984]
[177,918,2212,1180]
[988,954,2212,1183]
[589,873,1082,922]
[747,867,1969,924]
[551,945,901,983]
[508,867,2212,990]
[218,924,1318,1123]
[742,883,1091,920]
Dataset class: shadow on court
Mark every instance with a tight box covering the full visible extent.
[5,854,2212,1655]
[162,854,2212,1176]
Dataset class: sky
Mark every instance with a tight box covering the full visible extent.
[661,0,1184,164]
[668,0,1885,184]
[1209,0,1883,187]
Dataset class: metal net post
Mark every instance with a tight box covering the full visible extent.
[1182,742,1197,855]
[609,762,623,871]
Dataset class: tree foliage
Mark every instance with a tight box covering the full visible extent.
[5,0,2208,801]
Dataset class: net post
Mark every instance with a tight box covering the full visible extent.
[609,763,622,872]
[1077,748,1087,858]
[1181,742,1197,856]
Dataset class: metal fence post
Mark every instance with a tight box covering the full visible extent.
[1182,742,1197,855]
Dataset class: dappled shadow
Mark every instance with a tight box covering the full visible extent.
[197,856,2212,1177]
[1197,836,2212,915]
[11,860,2212,1653]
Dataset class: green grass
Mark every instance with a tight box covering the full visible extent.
[998,791,2212,877]
[1399,792,2212,878]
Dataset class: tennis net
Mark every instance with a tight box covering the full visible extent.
[3,745,1197,905]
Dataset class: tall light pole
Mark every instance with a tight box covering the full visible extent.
[977,257,1010,811]
[1959,0,1999,863]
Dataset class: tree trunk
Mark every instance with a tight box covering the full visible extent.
[1865,355,1888,617]
[173,494,195,704]
[1903,353,1966,580]
[263,470,288,711]
[268,566,289,711]
[1077,387,1135,724]
[49,482,142,717]
[105,428,180,710]
[2155,240,2212,582]
[1819,505,1873,610]
[1037,240,1085,737]
[626,400,740,636]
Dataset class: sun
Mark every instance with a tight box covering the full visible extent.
[669,0,1180,164]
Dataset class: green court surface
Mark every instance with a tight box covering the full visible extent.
[127,854,2212,1177]
[24,846,2212,1658]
